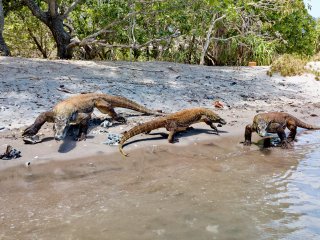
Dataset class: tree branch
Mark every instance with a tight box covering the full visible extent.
[48,0,57,17]
[61,0,86,20]
[209,35,240,42]
[200,13,227,65]
[67,30,180,52]
[3,0,23,15]
[22,0,48,23]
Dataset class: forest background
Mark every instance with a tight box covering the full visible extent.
[0,0,320,70]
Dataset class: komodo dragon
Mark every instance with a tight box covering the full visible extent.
[22,93,162,141]
[119,107,227,156]
[244,112,320,148]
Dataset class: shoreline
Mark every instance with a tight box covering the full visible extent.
[1,109,319,170]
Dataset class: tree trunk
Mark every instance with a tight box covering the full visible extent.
[47,17,72,59]
[200,14,216,66]
[0,0,10,56]
[187,35,195,64]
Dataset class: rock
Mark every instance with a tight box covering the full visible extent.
[99,129,108,134]
[25,162,31,166]
[240,94,249,98]
[204,95,214,100]
[0,145,21,160]
[100,120,112,128]
[103,133,122,145]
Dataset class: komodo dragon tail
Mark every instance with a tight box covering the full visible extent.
[290,115,320,129]
[107,96,162,115]
[119,118,166,156]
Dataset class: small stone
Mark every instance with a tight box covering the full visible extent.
[240,94,249,98]
[25,162,31,166]
[103,133,122,145]
[100,120,112,128]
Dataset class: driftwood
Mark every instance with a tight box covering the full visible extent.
[57,85,100,94]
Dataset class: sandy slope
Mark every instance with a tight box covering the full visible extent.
[0,57,320,168]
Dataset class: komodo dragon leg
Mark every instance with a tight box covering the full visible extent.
[167,122,178,143]
[203,116,220,135]
[22,111,55,136]
[287,119,297,142]
[74,113,91,141]
[94,99,126,123]
[272,123,291,149]
[243,124,254,146]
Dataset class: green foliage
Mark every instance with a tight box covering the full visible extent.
[269,54,309,77]
[252,40,276,66]
[269,0,317,56]
[2,0,317,65]
[3,5,55,58]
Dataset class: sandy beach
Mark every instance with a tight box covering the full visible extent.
[2,57,320,239]
[0,56,320,167]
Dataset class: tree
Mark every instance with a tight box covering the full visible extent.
[266,0,316,56]
[22,0,88,59]
[198,0,302,65]
[66,0,187,60]
[21,0,190,59]
[4,4,56,58]
[0,0,10,56]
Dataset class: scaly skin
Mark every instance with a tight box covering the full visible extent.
[244,112,320,148]
[119,108,227,156]
[22,93,162,141]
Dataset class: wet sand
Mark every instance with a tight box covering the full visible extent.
[0,106,319,169]
[0,133,306,239]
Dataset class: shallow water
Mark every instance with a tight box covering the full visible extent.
[0,131,320,239]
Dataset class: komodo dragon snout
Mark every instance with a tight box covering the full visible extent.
[53,117,70,140]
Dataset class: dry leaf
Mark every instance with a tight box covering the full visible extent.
[214,101,223,108]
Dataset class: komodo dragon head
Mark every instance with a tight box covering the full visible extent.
[256,116,271,137]
[205,109,227,125]
[53,106,78,141]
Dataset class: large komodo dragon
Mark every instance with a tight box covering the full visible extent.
[22,93,162,141]
[119,107,227,156]
[244,112,320,148]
